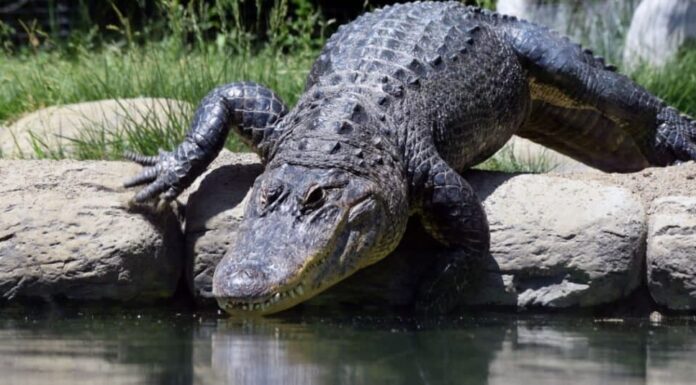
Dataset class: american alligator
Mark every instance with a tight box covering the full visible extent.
[124,2,696,315]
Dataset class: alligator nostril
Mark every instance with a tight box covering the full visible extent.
[232,267,265,284]
[217,265,271,299]
[260,181,284,208]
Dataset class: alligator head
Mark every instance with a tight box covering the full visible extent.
[212,162,408,315]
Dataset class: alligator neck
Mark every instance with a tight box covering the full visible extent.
[269,73,405,183]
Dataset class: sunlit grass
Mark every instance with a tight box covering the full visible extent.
[476,141,559,173]
[631,48,696,118]
[0,0,324,159]
[0,47,315,159]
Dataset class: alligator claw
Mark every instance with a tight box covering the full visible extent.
[133,178,170,202]
[123,166,158,188]
[123,150,184,203]
[123,150,168,166]
[654,109,696,165]
[670,126,696,163]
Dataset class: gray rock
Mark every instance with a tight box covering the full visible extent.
[496,0,639,65]
[623,0,696,70]
[0,98,191,159]
[0,159,183,301]
[462,172,646,308]
[647,196,696,310]
[182,151,262,303]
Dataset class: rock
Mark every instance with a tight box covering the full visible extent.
[0,98,192,159]
[649,310,664,324]
[623,0,696,70]
[495,0,538,20]
[182,151,262,303]
[496,0,638,65]
[461,172,646,308]
[647,196,696,310]
[567,161,696,203]
[0,159,183,301]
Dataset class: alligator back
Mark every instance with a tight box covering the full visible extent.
[303,2,530,172]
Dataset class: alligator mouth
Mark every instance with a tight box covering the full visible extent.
[217,281,309,313]
[216,195,376,315]
[217,214,355,315]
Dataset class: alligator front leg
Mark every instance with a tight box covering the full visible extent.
[124,82,288,202]
[415,159,490,313]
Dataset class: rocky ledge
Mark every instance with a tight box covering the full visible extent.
[1,151,695,313]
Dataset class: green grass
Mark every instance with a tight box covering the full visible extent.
[632,48,696,118]
[476,142,560,174]
[0,0,325,159]
[0,47,315,158]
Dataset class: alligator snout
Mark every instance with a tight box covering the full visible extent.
[221,265,271,299]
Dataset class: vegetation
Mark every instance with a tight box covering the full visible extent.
[0,0,328,158]
[632,47,696,118]
[0,0,694,174]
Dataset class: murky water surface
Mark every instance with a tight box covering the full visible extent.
[1,307,695,385]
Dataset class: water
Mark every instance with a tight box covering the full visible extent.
[1,307,695,385]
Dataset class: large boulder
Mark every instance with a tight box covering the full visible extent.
[460,172,645,308]
[0,98,191,159]
[623,0,696,70]
[0,159,183,301]
[647,196,696,310]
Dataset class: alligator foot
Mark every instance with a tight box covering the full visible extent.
[656,107,696,164]
[415,160,490,313]
[123,149,188,202]
[415,247,486,314]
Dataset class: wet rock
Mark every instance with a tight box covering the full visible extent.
[182,151,262,304]
[623,0,696,70]
[647,196,696,310]
[0,159,183,301]
[462,172,646,308]
[0,98,191,159]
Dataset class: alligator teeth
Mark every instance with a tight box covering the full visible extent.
[296,285,304,296]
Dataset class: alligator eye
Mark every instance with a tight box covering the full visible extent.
[303,186,326,209]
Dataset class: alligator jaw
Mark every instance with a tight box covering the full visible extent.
[213,200,358,316]
[216,282,308,315]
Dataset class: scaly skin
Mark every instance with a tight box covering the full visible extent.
[125,2,696,315]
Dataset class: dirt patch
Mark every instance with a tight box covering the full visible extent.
[559,161,696,211]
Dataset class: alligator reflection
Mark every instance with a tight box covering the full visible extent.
[202,316,696,385]
[1,309,695,385]
[206,317,500,385]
